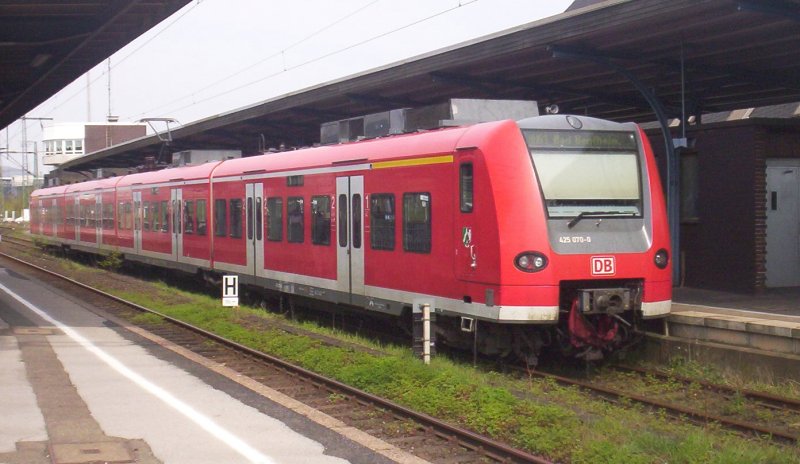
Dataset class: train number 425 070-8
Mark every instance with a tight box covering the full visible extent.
[559,236,592,244]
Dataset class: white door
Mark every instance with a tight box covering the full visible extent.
[171,189,183,260]
[132,191,142,252]
[96,196,103,246]
[766,161,800,287]
[51,199,58,238]
[74,196,80,242]
[336,176,365,301]
[246,183,264,276]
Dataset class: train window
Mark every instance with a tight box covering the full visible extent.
[460,163,474,213]
[287,197,304,243]
[287,175,304,187]
[152,202,160,232]
[338,194,348,247]
[172,200,180,234]
[184,201,195,235]
[104,204,114,230]
[214,199,227,237]
[161,200,169,233]
[311,196,331,246]
[267,197,283,241]
[255,197,262,241]
[66,203,74,226]
[526,129,642,218]
[370,194,395,250]
[124,202,133,230]
[230,199,243,239]
[246,197,253,240]
[352,194,362,249]
[143,202,151,231]
[403,193,431,253]
[118,202,124,229]
[197,200,207,235]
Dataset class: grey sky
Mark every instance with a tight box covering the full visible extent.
[4,0,572,174]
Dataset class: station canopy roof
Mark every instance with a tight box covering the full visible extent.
[58,0,800,173]
[0,0,192,131]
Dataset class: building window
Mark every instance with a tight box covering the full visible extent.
[311,195,331,245]
[214,199,227,237]
[287,197,304,243]
[403,193,431,253]
[370,194,395,250]
[267,197,283,241]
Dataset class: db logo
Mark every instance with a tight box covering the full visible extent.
[591,256,616,276]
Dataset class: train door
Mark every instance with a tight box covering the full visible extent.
[171,189,183,260]
[73,196,80,242]
[766,160,800,287]
[455,155,478,281]
[95,195,103,247]
[336,176,365,300]
[51,199,58,238]
[246,183,264,276]
[132,191,143,252]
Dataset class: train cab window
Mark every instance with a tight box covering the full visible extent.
[403,193,431,253]
[460,163,474,213]
[184,201,195,235]
[370,194,395,250]
[214,199,227,237]
[197,200,207,236]
[230,199,243,238]
[311,195,331,246]
[287,197,304,243]
[267,197,283,241]
[160,200,169,233]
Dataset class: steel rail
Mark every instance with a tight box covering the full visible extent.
[613,364,800,413]
[0,249,553,464]
[523,368,799,444]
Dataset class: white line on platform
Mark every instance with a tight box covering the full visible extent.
[0,281,274,464]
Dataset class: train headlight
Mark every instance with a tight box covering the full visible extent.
[654,248,669,269]
[515,252,548,272]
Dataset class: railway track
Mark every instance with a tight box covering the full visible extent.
[4,235,799,450]
[0,245,553,464]
[521,364,800,444]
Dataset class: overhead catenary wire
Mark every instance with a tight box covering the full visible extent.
[158,0,481,117]
[135,0,385,119]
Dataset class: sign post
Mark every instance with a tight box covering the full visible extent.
[222,275,239,307]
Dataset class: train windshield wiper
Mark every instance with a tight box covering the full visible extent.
[567,211,636,229]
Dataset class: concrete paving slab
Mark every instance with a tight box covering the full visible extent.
[51,442,132,464]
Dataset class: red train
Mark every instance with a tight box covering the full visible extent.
[30,115,671,363]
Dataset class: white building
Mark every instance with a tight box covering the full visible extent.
[42,121,147,166]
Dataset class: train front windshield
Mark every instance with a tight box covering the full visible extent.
[524,130,643,219]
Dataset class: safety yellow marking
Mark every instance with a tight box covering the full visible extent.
[372,154,453,169]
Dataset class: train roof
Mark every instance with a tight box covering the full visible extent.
[30,185,68,198]
[210,122,496,179]
[64,177,122,194]
[115,160,223,187]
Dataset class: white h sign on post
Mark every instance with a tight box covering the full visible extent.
[222,275,239,307]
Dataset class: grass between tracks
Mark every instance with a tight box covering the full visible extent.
[105,282,799,464]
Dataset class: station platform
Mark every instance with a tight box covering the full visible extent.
[0,264,412,464]
[642,286,800,382]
